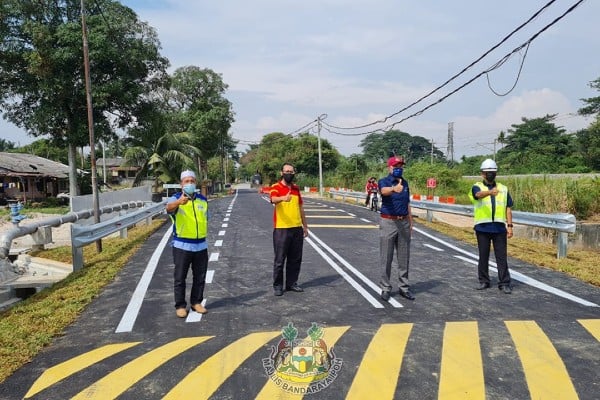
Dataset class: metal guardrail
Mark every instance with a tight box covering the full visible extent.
[328,189,576,259]
[70,200,166,271]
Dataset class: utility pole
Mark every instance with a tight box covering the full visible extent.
[317,114,327,197]
[493,138,497,161]
[447,122,454,163]
[81,0,102,252]
[430,138,434,165]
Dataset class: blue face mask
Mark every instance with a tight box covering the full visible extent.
[392,167,403,178]
[183,183,196,196]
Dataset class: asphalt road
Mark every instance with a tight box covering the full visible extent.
[1,188,598,400]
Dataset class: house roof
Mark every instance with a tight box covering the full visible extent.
[97,157,132,168]
[0,152,69,178]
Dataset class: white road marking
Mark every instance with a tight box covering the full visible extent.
[424,243,444,252]
[115,228,172,333]
[309,232,403,308]
[221,223,228,228]
[347,213,356,217]
[360,218,372,223]
[206,270,215,283]
[218,230,226,236]
[226,213,231,217]
[414,227,599,307]
[224,217,230,222]
[209,252,219,262]
[214,240,223,247]
[306,237,385,309]
[185,299,208,323]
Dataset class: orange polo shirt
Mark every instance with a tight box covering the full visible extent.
[269,181,303,228]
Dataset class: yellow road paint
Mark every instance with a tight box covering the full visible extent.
[438,321,485,400]
[505,321,579,400]
[578,319,600,341]
[308,224,378,229]
[346,323,413,400]
[305,215,354,219]
[70,337,212,400]
[254,326,350,399]
[164,331,280,400]
[24,342,141,399]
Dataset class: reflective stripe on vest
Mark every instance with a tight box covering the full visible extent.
[170,196,208,241]
[468,182,507,225]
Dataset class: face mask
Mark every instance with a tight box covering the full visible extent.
[282,173,294,183]
[485,172,496,182]
[183,183,196,196]
[392,168,403,178]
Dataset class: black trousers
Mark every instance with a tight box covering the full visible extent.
[475,231,511,287]
[273,227,304,289]
[172,247,208,309]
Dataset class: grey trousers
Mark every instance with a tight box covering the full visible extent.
[379,218,411,292]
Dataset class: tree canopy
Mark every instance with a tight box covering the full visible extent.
[360,130,444,164]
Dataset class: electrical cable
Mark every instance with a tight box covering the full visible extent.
[322,0,585,137]
[321,0,561,131]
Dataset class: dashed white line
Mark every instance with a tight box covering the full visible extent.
[221,223,228,228]
[223,217,230,222]
[424,243,444,252]
[209,252,219,262]
[185,299,208,322]
[218,230,226,236]
[214,240,223,247]
[206,269,215,283]
[360,218,371,223]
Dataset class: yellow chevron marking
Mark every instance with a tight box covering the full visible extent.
[163,330,280,400]
[438,321,485,400]
[24,342,141,399]
[505,321,578,400]
[255,326,351,400]
[308,224,378,229]
[305,215,355,219]
[71,336,212,400]
[578,319,600,341]
[346,323,413,400]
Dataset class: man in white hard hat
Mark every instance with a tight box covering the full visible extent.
[468,159,514,294]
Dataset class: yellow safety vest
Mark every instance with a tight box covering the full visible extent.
[468,182,508,225]
[169,193,208,242]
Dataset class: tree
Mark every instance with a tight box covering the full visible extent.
[0,138,16,152]
[360,130,445,164]
[578,77,600,117]
[496,115,575,173]
[574,117,600,171]
[0,0,169,195]
[167,66,236,180]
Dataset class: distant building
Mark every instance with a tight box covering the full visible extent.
[0,152,69,204]
[97,157,140,185]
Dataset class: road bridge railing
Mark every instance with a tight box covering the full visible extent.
[328,189,576,259]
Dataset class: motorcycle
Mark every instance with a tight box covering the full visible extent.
[367,189,379,212]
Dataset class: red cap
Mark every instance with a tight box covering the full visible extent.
[387,156,405,167]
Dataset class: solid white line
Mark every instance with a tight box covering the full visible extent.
[415,227,599,307]
[306,237,384,308]
[223,217,230,222]
[206,270,215,283]
[218,230,226,236]
[360,218,371,223]
[115,228,172,333]
[186,299,207,323]
[221,223,228,228]
[424,243,444,252]
[214,240,223,247]
[309,232,403,308]
[209,252,219,262]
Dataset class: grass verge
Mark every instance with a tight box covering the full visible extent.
[417,219,600,287]
[0,218,166,383]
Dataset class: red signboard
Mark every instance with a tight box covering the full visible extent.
[427,178,437,188]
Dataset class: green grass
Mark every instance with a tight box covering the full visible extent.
[0,219,165,383]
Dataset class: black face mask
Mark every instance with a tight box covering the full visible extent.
[485,172,496,182]
[282,173,294,183]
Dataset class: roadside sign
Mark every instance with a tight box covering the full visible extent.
[427,178,437,188]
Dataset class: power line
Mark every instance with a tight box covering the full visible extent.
[321,0,585,138]
[321,0,560,131]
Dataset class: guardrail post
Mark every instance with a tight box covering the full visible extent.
[70,225,84,271]
[119,211,128,239]
[426,210,433,222]
[557,232,568,259]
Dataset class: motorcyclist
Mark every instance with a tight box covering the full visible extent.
[365,177,378,206]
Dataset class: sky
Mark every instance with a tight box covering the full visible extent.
[1,0,599,160]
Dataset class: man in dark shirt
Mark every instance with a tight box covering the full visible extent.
[378,156,414,301]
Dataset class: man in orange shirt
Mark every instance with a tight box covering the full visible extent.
[269,163,309,296]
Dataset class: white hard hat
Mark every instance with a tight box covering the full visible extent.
[480,159,498,171]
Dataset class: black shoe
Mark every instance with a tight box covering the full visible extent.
[286,284,304,293]
[399,290,415,300]
[274,287,283,296]
[501,285,512,294]
[477,283,491,290]
[381,290,390,301]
